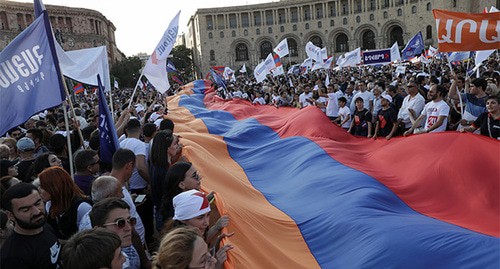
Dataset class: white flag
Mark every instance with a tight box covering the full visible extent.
[475,49,495,66]
[320,47,328,60]
[272,65,285,77]
[239,64,247,73]
[143,11,180,93]
[289,78,294,87]
[395,65,406,75]
[223,67,236,82]
[254,61,268,83]
[390,42,401,62]
[338,48,361,68]
[114,80,119,89]
[428,46,438,57]
[305,42,322,62]
[56,44,111,93]
[264,53,276,71]
[274,39,289,58]
[325,73,330,87]
[138,80,145,89]
[419,55,430,65]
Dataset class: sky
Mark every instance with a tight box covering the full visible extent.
[11,0,277,57]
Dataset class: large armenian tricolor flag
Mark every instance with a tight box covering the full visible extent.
[167,80,499,269]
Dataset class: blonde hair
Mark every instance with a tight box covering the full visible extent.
[153,226,199,269]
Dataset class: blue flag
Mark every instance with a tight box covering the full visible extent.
[210,69,227,90]
[97,74,120,163]
[34,0,46,17]
[448,51,471,63]
[166,60,178,73]
[0,11,65,136]
[401,32,424,60]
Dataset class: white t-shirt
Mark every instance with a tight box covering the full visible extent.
[398,93,426,128]
[350,90,374,113]
[326,91,344,117]
[253,97,266,105]
[316,96,328,113]
[421,100,450,132]
[338,106,352,128]
[120,138,148,190]
[299,92,313,107]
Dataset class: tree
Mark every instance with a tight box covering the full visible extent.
[170,45,194,81]
[110,56,142,88]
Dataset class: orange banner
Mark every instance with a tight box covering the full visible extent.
[433,9,500,52]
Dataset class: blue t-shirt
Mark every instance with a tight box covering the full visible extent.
[461,93,487,118]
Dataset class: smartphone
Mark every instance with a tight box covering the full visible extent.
[134,194,146,204]
[206,192,215,204]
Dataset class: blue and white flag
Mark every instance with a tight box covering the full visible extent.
[0,11,65,136]
[401,32,424,60]
[448,51,471,63]
[210,69,227,90]
[166,60,178,73]
[97,74,120,164]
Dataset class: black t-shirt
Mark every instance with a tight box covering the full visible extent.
[352,108,372,137]
[377,107,398,137]
[473,112,500,139]
[0,225,61,269]
[16,159,35,182]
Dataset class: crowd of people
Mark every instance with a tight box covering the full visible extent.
[0,51,499,269]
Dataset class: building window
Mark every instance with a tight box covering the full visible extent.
[305,23,309,30]
[397,0,404,6]
[244,29,248,36]
[210,50,215,61]
[254,12,261,26]
[318,21,322,28]
[220,31,224,38]
[292,24,297,31]
[256,28,260,35]
[412,6,417,14]
[426,25,432,39]
[389,26,404,46]
[329,2,336,17]
[452,0,457,8]
[362,30,376,50]
[370,14,374,21]
[278,9,286,24]
[217,14,225,29]
[289,38,298,56]
[65,17,73,32]
[343,18,348,25]
[342,3,348,15]
[236,43,249,61]
[356,0,362,13]
[229,14,237,28]
[241,13,249,27]
[280,26,285,32]
[426,3,432,11]
[206,16,213,30]
[397,9,402,16]
[336,33,349,52]
[260,41,273,59]
[304,6,311,20]
[268,27,273,34]
[383,0,390,8]
[316,4,324,19]
[356,16,360,23]
[208,32,213,39]
[330,20,335,27]
[291,7,298,22]
[369,0,376,11]
[232,30,236,37]
[0,11,9,30]
[310,35,323,48]
[266,10,273,25]
[384,11,388,18]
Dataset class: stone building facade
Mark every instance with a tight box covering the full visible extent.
[0,0,125,63]
[187,0,496,78]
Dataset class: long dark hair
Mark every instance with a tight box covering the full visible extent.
[150,130,174,167]
[159,162,192,221]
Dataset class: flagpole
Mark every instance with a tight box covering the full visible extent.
[128,69,146,108]
[62,79,86,149]
[62,102,75,178]
[109,82,115,120]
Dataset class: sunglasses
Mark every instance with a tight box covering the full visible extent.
[103,217,137,229]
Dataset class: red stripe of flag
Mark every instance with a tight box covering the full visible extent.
[73,83,84,94]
